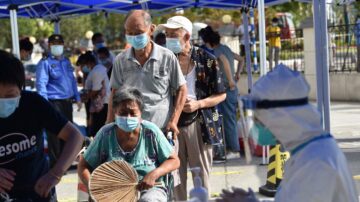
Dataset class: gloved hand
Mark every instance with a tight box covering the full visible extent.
[216,187,259,202]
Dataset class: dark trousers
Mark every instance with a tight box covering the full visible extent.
[90,104,108,137]
[47,99,73,168]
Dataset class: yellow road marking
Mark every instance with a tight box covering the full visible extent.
[211,192,221,197]
[211,171,243,176]
[58,198,77,202]
[187,170,243,177]
[60,178,78,183]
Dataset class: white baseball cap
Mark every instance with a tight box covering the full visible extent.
[158,16,193,35]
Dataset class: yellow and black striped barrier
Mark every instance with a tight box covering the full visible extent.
[259,144,290,197]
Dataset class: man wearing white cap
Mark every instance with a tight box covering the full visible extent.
[217,64,359,202]
[159,16,226,200]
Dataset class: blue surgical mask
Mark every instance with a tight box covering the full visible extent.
[50,45,64,56]
[126,32,149,50]
[82,66,90,73]
[0,96,21,118]
[115,116,140,132]
[95,42,105,50]
[250,121,277,146]
[166,38,183,54]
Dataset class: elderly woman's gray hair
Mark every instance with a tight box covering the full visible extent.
[112,87,144,112]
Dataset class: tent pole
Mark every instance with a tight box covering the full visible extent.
[249,8,258,72]
[319,0,331,132]
[242,9,253,93]
[313,0,324,119]
[313,0,331,132]
[54,5,60,34]
[54,20,60,34]
[9,5,20,59]
[257,0,267,76]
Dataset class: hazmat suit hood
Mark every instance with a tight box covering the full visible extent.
[250,64,325,151]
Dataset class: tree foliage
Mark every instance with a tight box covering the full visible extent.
[271,2,312,27]
[2,1,359,50]
[0,18,53,49]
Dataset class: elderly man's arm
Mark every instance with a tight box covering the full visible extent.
[166,84,187,137]
[183,93,226,113]
[139,152,180,190]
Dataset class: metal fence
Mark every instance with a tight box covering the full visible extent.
[278,29,304,72]
[328,24,359,72]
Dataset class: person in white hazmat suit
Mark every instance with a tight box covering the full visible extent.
[217,64,359,202]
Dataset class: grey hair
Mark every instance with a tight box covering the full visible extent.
[124,10,152,28]
[112,87,144,112]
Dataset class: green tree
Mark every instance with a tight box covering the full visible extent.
[271,2,312,27]
[60,15,92,47]
[0,18,53,49]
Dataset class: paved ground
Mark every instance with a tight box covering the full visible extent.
[56,101,360,201]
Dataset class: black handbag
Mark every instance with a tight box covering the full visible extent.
[178,110,199,127]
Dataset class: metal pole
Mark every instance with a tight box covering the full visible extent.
[9,5,20,59]
[262,146,266,164]
[266,145,270,164]
[313,0,324,124]
[54,20,60,34]
[242,9,253,93]
[54,6,60,34]
[313,0,331,132]
[320,0,331,132]
[249,8,258,72]
[257,0,267,76]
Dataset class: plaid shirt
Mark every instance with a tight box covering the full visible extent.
[191,46,226,144]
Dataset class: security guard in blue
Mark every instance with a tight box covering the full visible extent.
[36,34,82,168]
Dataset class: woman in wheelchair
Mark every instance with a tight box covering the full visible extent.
[77,87,180,202]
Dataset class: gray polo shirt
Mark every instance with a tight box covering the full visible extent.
[110,42,186,129]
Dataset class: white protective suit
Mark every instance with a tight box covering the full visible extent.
[250,65,359,202]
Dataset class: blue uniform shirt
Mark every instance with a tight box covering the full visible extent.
[36,54,80,101]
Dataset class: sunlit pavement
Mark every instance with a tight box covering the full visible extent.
[56,102,360,201]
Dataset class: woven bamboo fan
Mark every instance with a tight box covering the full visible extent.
[89,160,139,202]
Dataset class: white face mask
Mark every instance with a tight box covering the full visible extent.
[166,38,184,54]
[50,45,64,56]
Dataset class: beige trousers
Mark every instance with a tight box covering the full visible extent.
[174,120,213,201]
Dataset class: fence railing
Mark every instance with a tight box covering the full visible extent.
[278,29,304,72]
[264,29,304,72]
[328,24,359,72]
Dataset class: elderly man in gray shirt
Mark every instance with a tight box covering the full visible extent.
[107,10,187,138]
